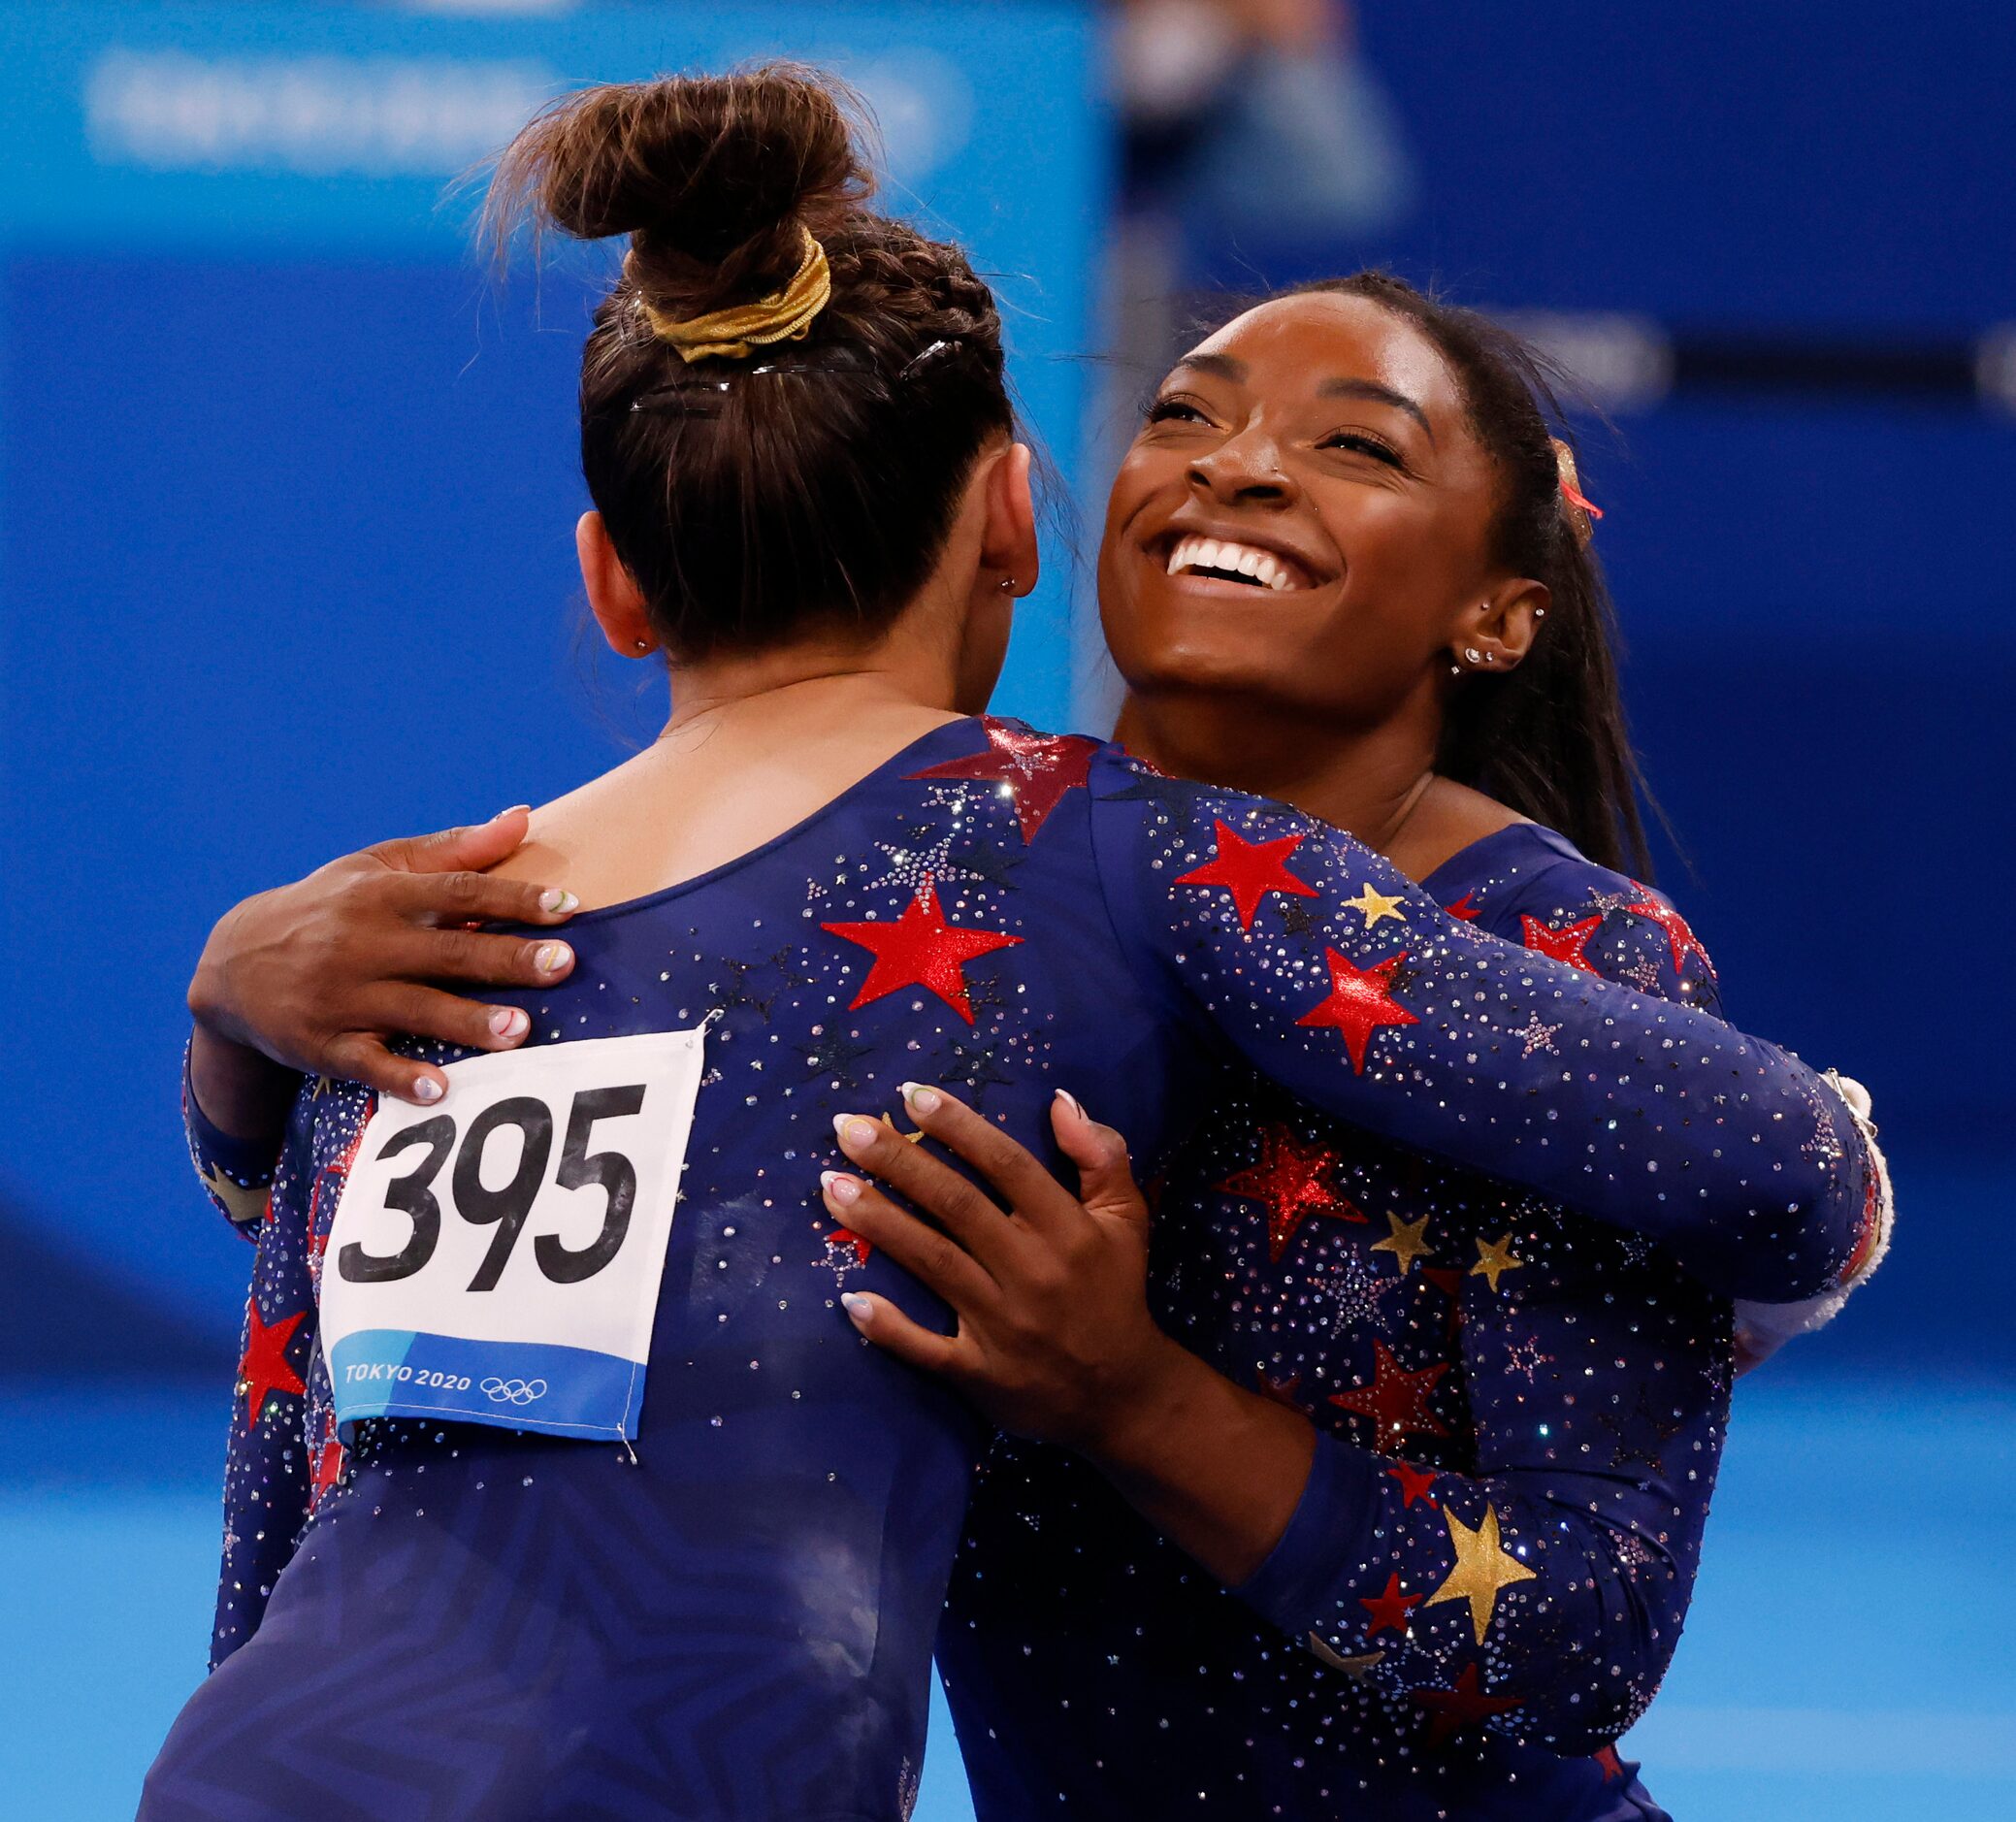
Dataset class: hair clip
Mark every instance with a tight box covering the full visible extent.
[628,357,872,414]
[633,381,733,408]
[898,339,959,381]
[1549,437,1604,547]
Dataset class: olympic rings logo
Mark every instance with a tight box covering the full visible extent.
[479,1376,549,1405]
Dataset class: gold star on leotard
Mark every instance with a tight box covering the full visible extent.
[1471,1233,1525,1292]
[1426,1504,1537,1643]
[1341,883,1407,928]
[199,1159,271,1227]
[879,1114,926,1145]
[1306,1633,1385,1680]
[1371,1211,1433,1275]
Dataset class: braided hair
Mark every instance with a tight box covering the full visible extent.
[485,65,1013,660]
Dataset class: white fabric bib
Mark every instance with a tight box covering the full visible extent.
[320,1027,706,1440]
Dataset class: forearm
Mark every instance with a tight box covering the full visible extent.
[1081,1335,1319,1586]
[1137,831,1870,1298]
[188,1024,301,1147]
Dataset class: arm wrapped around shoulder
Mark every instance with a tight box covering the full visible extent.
[1088,768,1894,1307]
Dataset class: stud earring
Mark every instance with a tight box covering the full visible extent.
[634,639,650,652]
[998,577,1016,594]
[1464,647,1482,665]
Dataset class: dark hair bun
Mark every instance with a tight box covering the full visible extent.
[482,59,1013,667]
[489,64,871,317]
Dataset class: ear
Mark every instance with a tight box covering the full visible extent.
[1448,578,1548,675]
[977,442,1040,600]
[577,511,658,659]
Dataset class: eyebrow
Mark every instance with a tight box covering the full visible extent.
[1170,352,1246,383]
[1317,376,1434,440]
[1170,355,1434,441]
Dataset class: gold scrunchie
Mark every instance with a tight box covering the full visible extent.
[638,227,831,363]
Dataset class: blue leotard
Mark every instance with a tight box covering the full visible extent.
[154,719,1880,1820]
[937,821,1798,1820]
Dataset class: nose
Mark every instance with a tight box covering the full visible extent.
[1187,423,1299,509]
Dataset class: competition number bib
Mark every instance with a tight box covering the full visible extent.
[320,1027,705,1440]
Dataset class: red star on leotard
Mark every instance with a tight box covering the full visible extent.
[1295,949,1420,1072]
[1413,1662,1523,1746]
[907,720,1100,844]
[1358,1572,1423,1638]
[827,1227,871,1266]
[1418,1265,1466,1339]
[237,1301,307,1432]
[1386,1459,1439,1508]
[308,1116,373,1265]
[1622,885,1716,978]
[311,1412,344,1505]
[1520,913,1603,974]
[1444,891,1482,922]
[1218,1124,1365,1260]
[1362,1564,1427,1636]
[1843,1165,1883,1281]
[1256,1370,1304,1407]
[823,878,1023,1025]
[1329,1340,1449,1441]
[1176,820,1319,930]
[1593,1744,1625,1781]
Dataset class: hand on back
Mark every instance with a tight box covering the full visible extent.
[187,807,579,1109]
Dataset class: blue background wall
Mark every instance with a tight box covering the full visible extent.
[5,1,2002,1366]
[0,0,1107,1346]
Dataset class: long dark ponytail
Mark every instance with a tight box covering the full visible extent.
[1291,273,1657,878]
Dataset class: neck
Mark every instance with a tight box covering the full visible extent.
[662,624,957,741]
[1113,687,1440,856]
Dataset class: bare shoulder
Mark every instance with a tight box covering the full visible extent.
[485,748,663,890]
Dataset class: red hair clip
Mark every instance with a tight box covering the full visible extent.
[1549,437,1603,546]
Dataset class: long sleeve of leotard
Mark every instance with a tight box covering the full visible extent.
[1087,755,1884,1304]
[1238,1247,1729,1754]
[1228,851,1735,1754]
[182,1043,280,1239]
[181,1048,324,1666]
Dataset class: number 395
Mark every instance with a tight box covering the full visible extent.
[338,1086,645,1291]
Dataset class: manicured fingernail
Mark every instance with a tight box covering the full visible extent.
[489,1006,529,1040]
[535,941,571,973]
[1055,1088,1084,1117]
[821,1170,862,1206]
[494,804,532,821]
[412,1077,444,1103]
[899,1082,941,1115]
[833,1114,879,1151]
[840,1293,871,1323]
[537,889,578,915]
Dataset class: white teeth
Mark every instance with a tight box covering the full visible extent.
[1165,535,1304,592]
